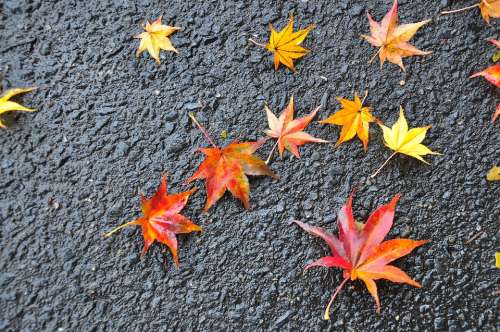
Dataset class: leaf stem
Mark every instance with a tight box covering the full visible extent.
[361,90,369,106]
[368,48,382,64]
[265,140,279,164]
[441,3,479,15]
[370,152,397,178]
[188,112,218,148]
[104,221,136,237]
[248,38,267,48]
[323,277,349,321]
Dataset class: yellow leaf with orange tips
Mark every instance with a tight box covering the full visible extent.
[319,91,377,151]
[0,87,37,128]
[135,16,180,64]
[265,15,315,72]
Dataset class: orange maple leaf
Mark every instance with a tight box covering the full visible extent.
[470,39,500,122]
[105,176,200,266]
[480,0,500,23]
[442,1,500,24]
[265,96,328,161]
[319,91,377,151]
[294,193,428,320]
[186,114,278,211]
[361,0,431,71]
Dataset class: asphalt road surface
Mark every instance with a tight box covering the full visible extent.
[1,0,499,330]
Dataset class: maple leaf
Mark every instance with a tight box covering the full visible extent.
[186,113,278,211]
[265,95,328,162]
[480,0,500,23]
[0,87,36,128]
[470,40,500,122]
[361,0,431,71]
[486,166,500,181]
[319,91,377,151]
[135,16,180,64]
[105,176,200,266]
[442,1,500,24]
[260,15,314,72]
[471,64,500,87]
[371,106,440,177]
[294,193,428,320]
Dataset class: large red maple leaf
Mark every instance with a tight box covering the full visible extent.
[294,193,428,320]
[105,176,200,266]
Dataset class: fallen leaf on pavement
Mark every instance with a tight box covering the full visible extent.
[250,15,314,72]
[470,40,500,122]
[187,113,278,211]
[265,95,328,162]
[486,166,500,181]
[0,87,37,128]
[372,106,440,177]
[361,0,431,71]
[294,193,428,320]
[442,1,500,24]
[319,91,377,151]
[135,16,180,64]
[105,176,200,266]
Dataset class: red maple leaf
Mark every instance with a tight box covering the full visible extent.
[105,176,200,266]
[294,193,428,320]
[187,114,278,211]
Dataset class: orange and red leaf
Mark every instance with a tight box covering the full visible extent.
[105,176,200,266]
[187,140,277,211]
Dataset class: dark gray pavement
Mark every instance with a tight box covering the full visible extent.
[0,0,499,330]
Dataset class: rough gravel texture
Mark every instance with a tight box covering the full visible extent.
[1,0,499,331]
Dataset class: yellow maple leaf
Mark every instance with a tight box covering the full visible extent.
[0,87,37,128]
[486,166,500,181]
[265,15,315,72]
[135,16,180,64]
[371,106,440,177]
[496,252,500,268]
[319,91,377,151]
[361,0,431,71]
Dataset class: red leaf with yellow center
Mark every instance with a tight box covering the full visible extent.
[294,193,429,320]
[105,176,200,266]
